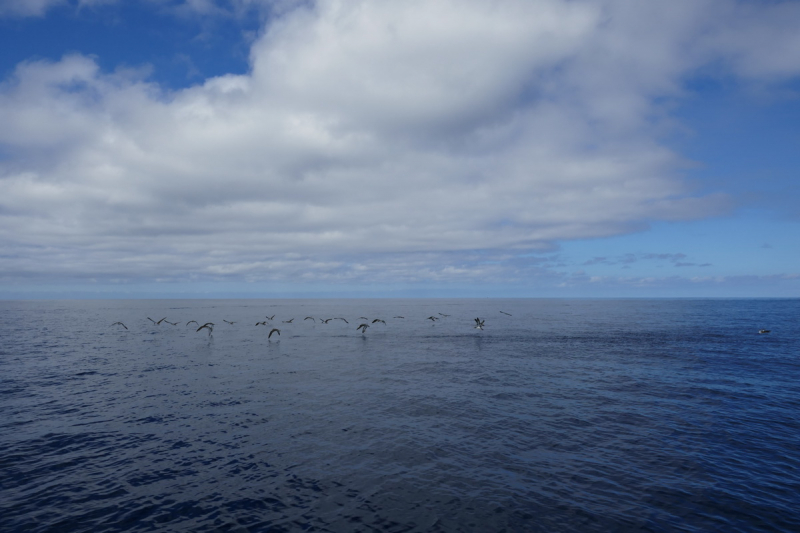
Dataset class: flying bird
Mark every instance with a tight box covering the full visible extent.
[335,318,349,323]
[223,320,236,325]
[147,317,167,325]
[304,317,316,322]
[474,318,485,330]
[500,311,512,316]
[282,318,294,323]
[357,323,369,333]
[187,320,198,326]
[393,316,405,319]
[268,328,280,339]
[256,321,268,326]
[197,323,214,335]
[112,322,127,330]
[372,319,386,325]
[163,320,178,326]
[266,315,275,320]
[427,316,438,321]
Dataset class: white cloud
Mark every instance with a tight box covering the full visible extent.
[1,0,799,287]
[0,0,64,17]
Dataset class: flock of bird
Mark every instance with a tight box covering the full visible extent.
[109,311,511,338]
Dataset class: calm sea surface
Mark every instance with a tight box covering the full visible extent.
[1,298,799,532]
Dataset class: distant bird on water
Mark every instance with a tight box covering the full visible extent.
[474,318,485,330]
[268,328,280,339]
[112,322,127,330]
[759,329,771,334]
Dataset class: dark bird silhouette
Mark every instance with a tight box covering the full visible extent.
[268,328,280,339]
[223,320,236,325]
[335,317,349,323]
[427,316,438,321]
[112,322,127,330]
[266,315,275,320]
[759,329,771,334]
[304,317,316,322]
[197,323,214,335]
[282,318,294,323]
[147,317,167,325]
[256,321,268,326]
[474,318,485,330]
[439,313,450,317]
[187,320,198,326]
[321,318,333,324]
[359,317,369,320]
[393,316,404,319]
[500,311,512,316]
[163,320,178,326]
[357,323,369,333]
[372,318,386,325]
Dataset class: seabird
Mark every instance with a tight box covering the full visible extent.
[357,323,369,333]
[187,320,198,326]
[282,318,294,323]
[321,318,333,324]
[112,322,127,330]
[163,320,178,326]
[197,323,214,335]
[147,317,167,325]
[759,329,771,334]
[372,319,386,325]
[427,316,438,321]
[439,313,450,317]
[266,315,275,320]
[268,328,280,339]
[304,317,316,322]
[359,317,369,320]
[256,321,268,326]
[223,320,236,325]
[474,318,485,330]
[393,316,405,319]
[335,317,349,323]
[500,311,512,316]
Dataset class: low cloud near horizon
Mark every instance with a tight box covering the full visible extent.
[1,0,799,292]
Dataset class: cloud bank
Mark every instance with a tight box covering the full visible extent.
[1,0,799,289]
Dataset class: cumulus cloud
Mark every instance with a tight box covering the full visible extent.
[1,0,799,286]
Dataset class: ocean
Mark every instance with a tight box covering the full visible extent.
[1,298,798,532]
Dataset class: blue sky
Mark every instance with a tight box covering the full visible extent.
[0,0,798,299]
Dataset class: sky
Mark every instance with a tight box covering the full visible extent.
[0,0,798,299]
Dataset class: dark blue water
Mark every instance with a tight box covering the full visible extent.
[1,299,799,532]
